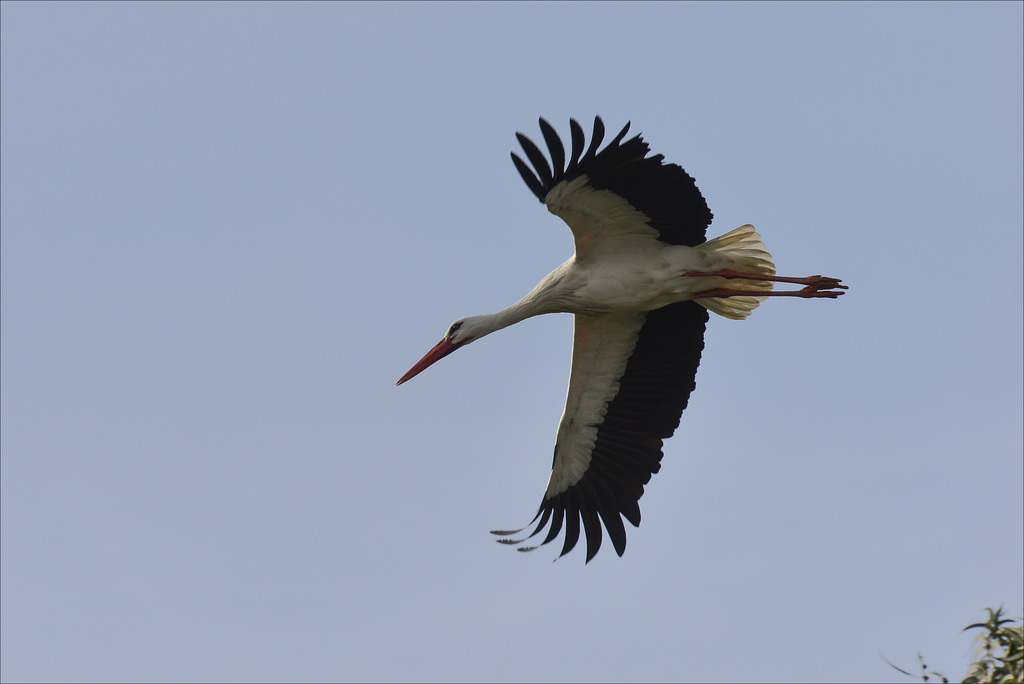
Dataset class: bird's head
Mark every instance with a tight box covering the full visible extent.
[396,316,484,386]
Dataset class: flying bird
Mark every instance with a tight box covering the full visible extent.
[397,117,846,562]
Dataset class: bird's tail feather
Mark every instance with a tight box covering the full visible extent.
[694,224,776,320]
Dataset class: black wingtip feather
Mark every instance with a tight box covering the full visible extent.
[510,152,545,201]
[610,120,631,148]
[620,497,642,528]
[515,132,553,189]
[581,505,603,563]
[560,504,582,558]
[540,500,565,546]
[568,118,585,171]
[538,118,565,179]
[582,116,605,162]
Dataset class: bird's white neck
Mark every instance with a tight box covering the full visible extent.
[459,299,545,343]
[460,261,575,342]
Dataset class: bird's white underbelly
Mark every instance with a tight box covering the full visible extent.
[567,245,722,313]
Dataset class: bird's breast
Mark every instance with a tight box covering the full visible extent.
[568,255,676,313]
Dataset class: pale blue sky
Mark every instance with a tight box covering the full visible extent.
[2,2,1022,682]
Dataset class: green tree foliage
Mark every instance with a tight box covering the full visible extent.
[962,607,1023,684]
[890,606,1023,683]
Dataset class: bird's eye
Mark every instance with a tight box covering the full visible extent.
[449,322,463,335]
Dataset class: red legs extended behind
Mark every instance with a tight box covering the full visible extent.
[681,269,848,300]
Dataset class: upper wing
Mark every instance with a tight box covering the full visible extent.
[493,300,709,562]
[511,117,713,252]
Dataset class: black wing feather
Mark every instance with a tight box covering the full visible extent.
[560,501,582,558]
[594,478,628,557]
[582,116,605,163]
[567,118,585,172]
[540,499,565,546]
[579,490,603,563]
[539,118,565,179]
[510,153,544,200]
[607,120,631,150]
[515,132,553,190]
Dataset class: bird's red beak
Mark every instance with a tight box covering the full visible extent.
[396,337,461,386]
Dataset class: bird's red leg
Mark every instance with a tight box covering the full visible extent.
[683,269,848,299]
[683,268,847,289]
[690,286,844,299]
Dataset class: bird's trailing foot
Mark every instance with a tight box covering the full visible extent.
[683,269,847,299]
[797,274,847,293]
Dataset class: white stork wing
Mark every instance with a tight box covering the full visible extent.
[510,116,713,253]
[493,301,709,561]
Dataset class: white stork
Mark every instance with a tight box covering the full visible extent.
[397,117,846,562]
